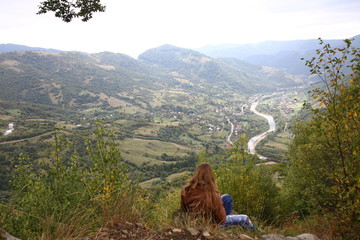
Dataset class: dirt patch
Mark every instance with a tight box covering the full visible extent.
[97,64,116,70]
[89,221,252,240]
[175,78,194,85]
[0,60,23,72]
[256,161,278,166]
[36,51,61,56]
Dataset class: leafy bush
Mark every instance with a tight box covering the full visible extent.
[144,189,182,230]
[0,122,142,239]
[282,39,360,237]
[215,136,280,223]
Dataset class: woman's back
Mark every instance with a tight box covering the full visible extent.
[180,163,226,224]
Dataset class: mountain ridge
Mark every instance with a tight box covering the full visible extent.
[0,43,68,54]
[195,35,360,75]
[0,45,304,114]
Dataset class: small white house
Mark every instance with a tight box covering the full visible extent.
[4,123,14,135]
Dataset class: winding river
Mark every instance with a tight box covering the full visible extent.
[247,101,276,159]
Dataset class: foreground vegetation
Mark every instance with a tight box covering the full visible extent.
[0,40,359,239]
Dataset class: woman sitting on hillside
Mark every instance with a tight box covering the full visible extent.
[180,162,256,230]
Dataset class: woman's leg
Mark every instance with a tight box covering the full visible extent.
[224,215,257,230]
[221,194,257,230]
[221,194,232,215]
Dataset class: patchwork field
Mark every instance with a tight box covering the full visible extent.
[139,171,191,188]
[134,122,180,136]
[257,132,292,162]
[119,138,192,165]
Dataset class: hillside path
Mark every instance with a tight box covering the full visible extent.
[0,131,55,145]
[226,118,234,145]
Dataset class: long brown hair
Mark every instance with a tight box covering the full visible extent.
[184,163,220,208]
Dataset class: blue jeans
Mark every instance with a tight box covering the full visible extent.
[221,194,256,230]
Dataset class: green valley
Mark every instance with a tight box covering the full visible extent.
[0,45,307,199]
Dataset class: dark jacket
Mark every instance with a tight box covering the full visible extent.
[180,184,226,224]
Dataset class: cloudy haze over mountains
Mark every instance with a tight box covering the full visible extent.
[1,0,359,57]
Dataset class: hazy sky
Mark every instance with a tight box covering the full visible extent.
[1,0,359,58]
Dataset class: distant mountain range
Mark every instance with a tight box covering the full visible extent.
[3,35,358,80]
[0,44,303,113]
[0,43,65,54]
[196,35,360,75]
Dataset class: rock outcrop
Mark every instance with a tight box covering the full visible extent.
[0,228,21,240]
[260,234,320,240]
[89,223,321,240]
[0,224,320,240]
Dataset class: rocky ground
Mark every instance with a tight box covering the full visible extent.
[0,222,320,240]
[86,222,320,240]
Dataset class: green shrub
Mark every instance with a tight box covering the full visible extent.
[281,39,360,239]
[215,136,280,223]
[144,188,182,230]
[283,39,360,222]
[0,122,141,239]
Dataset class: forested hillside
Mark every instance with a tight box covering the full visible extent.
[0,45,304,112]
